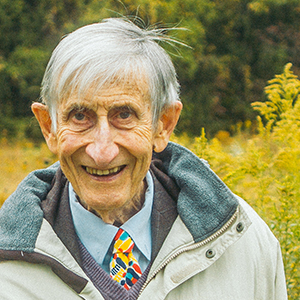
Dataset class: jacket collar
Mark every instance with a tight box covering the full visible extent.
[153,142,238,243]
[0,142,238,251]
[0,162,58,252]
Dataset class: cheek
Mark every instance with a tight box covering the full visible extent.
[120,126,154,156]
[125,128,155,175]
[132,120,155,144]
[56,130,87,157]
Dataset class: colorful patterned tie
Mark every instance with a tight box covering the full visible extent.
[109,229,142,290]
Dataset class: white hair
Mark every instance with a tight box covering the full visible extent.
[40,17,181,131]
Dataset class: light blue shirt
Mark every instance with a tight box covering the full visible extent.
[69,171,154,273]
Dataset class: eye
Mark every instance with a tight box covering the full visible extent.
[109,106,137,129]
[68,107,95,131]
[118,111,131,119]
[74,112,86,121]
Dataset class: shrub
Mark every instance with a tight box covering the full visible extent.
[175,63,300,299]
[0,117,17,139]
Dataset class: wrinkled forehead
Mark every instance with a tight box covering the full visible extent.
[58,69,150,105]
[57,77,152,115]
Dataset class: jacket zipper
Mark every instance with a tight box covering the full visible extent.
[138,206,239,297]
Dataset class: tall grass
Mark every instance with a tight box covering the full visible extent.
[0,138,56,205]
[173,63,300,299]
[0,64,299,298]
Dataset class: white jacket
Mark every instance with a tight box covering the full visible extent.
[0,142,287,299]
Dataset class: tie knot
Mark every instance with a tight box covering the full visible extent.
[113,229,134,254]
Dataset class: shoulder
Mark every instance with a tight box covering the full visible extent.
[0,162,60,252]
[234,195,281,263]
[237,196,278,242]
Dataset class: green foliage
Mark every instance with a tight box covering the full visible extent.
[175,63,300,299]
[6,47,50,115]
[2,0,300,136]
[252,63,300,127]
[0,118,17,139]
[0,0,87,117]
[24,117,45,145]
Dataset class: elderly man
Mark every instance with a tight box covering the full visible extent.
[0,18,287,299]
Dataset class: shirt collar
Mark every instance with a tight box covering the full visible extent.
[69,171,154,265]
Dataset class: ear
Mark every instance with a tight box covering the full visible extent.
[153,101,183,153]
[31,102,58,154]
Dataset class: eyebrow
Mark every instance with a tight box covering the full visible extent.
[108,104,136,112]
[62,97,145,118]
[64,102,95,114]
[105,99,146,117]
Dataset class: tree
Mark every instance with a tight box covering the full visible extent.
[1,0,300,136]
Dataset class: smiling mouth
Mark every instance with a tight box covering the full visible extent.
[84,165,125,176]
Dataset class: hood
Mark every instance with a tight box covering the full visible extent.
[153,142,238,243]
[0,142,238,251]
[0,162,59,252]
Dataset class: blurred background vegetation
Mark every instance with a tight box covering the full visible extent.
[1,1,300,298]
[1,0,300,140]
[173,63,300,298]
[0,0,300,300]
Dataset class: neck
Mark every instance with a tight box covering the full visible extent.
[78,180,147,226]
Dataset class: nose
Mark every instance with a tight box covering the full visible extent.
[85,118,119,166]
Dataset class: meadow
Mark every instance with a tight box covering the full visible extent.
[0,64,299,299]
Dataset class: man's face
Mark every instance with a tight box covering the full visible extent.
[53,81,157,219]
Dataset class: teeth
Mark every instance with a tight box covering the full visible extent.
[86,166,121,176]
